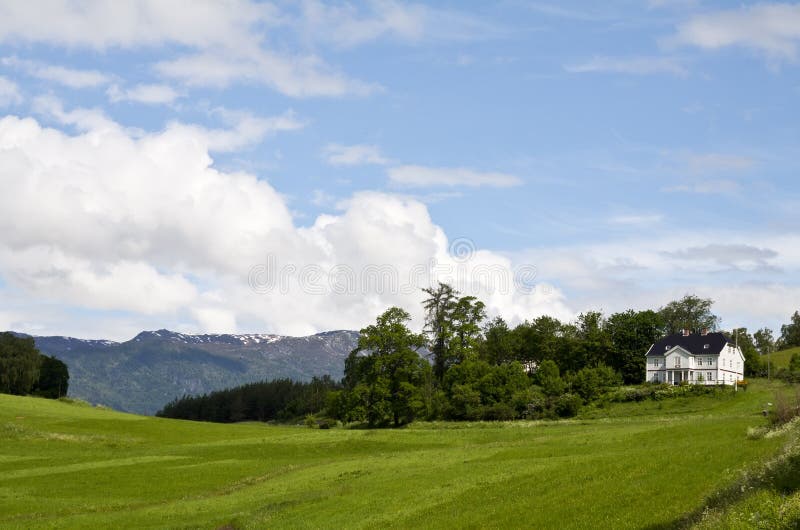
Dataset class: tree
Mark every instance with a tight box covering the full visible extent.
[448,295,486,363]
[658,295,720,335]
[422,283,458,381]
[730,328,764,377]
[480,317,515,365]
[754,328,776,378]
[341,307,431,427]
[789,353,800,372]
[533,359,565,397]
[511,316,564,368]
[0,332,41,396]
[570,364,622,402]
[605,309,664,384]
[32,355,70,398]
[574,311,612,368]
[754,328,775,355]
[779,311,800,349]
[422,284,486,381]
[442,359,530,420]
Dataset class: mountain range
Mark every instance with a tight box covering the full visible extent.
[12,329,359,415]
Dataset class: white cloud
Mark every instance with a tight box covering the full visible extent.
[671,3,800,61]
[514,232,800,331]
[32,96,303,152]
[0,76,22,106]
[297,0,501,48]
[2,56,110,88]
[311,189,338,207]
[565,56,688,76]
[0,0,273,51]
[323,143,389,166]
[107,83,180,105]
[0,1,375,98]
[0,111,570,339]
[32,95,119,132]
[166,108,305,152]
[154,51,379,97]
[388,165,523,188]
[664,244,778,270]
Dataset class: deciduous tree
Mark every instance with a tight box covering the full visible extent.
[341,307,431,427]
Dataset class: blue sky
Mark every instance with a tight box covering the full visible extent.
[0,1,798,339]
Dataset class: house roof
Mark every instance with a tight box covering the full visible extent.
[646,332,731,357]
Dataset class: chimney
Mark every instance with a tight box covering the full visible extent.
[701,328,709,336]
[682,329,690,337]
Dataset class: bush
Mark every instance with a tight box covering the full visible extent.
[570,365,623,402]
[480,402,517,421]
[554,393,582,418]
[769,391,800,427]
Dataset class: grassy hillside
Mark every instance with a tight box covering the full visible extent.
[0,381,795,529]
[767,346,800,370]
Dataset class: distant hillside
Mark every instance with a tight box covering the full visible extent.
[11,329,359,415]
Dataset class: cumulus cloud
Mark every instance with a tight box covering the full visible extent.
[0,111,571,339]
[565,56,688,76]
[323,143,389,166]
[388,165,523,188]
[671,3,800,61]
[0,76,22,106]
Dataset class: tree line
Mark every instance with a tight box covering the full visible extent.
[0,332,70,398]
[156,291,800,427]
[156,376,338,422]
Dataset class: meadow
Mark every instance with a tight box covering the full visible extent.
[0,380,795,529]
[766,346,800,371]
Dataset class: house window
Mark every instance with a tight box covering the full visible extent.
[704,344,710,349]
[665,345,670,351]
[698,358,703,366]
[707,372,712,381]
[674,358,681,368]
[707,357,713,364]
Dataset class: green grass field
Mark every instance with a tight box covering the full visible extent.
[767,347,800,371]
[0,381,795,529]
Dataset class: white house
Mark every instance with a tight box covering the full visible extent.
[645,329,744,385]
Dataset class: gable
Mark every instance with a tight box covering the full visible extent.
[664,346,692,359]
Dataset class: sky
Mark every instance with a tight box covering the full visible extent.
[0,0,799,340]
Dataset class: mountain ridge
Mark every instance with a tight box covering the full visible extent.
[7,329,360,415]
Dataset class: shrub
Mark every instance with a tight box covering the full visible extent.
[770,391,800,427]
[480,402,517,421]
[554,393,582,418]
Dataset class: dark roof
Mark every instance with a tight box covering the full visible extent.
[646,332,731,357]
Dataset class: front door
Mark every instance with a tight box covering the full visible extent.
[673,371,682,385]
